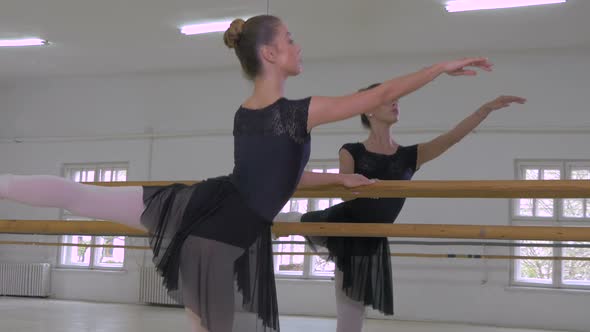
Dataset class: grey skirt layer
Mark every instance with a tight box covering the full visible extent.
[299,203,394,316]
[141,176,279,332]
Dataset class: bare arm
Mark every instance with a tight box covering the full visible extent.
[306,57,493,131]
[416,95,526,168]
[338,148,357,201]
[338,149,355,175]
[297,147,374,189]
[297,170,374,189]
[297,171,344,188]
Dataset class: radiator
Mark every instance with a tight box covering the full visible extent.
[139,267,183,306]
[0,263,51,297]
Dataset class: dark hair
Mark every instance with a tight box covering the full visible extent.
[223,15,282,80]
[358,83,381,129]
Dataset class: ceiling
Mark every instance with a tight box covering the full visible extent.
[0,0,588,78]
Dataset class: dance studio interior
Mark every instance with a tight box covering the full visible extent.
[1,1,589,331]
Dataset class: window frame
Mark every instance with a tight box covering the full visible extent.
[274,159,341,280]
[57,162,129,271]
[511,159,590,290]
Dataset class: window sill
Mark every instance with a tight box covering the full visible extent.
[505,285,590,296]
[53,267,128,274]
[276,277,333,284]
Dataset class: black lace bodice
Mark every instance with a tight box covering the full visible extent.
[340,142,418,221]
[230,97,312,220]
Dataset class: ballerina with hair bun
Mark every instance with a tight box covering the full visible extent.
[0,13,494,332]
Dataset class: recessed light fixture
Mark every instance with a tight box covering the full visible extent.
[446,0,567,13]
[0,38,48,47]
[180,20,233,36]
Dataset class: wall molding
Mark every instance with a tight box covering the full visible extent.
[1,126,589,144]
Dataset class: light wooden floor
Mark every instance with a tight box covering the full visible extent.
[0,298,572,332]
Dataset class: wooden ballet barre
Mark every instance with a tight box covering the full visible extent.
[3,220,590,241]
[3,240,590,262]
[272,223,590,241]
[0,220,147,237]
[88,180,590,198]
[1,240,589,262]
[276,252,590,261]
[0,240,149,250]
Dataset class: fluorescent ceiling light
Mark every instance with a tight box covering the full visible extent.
[446,0,566,13]
[180,21,233,36]
[0,38,48,47]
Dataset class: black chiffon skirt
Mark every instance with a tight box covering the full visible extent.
[300,200,394,315]
[141,176,279,332]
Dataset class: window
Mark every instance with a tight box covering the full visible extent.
[58,163,129,270]
[512,160,590,289]
[274,162,343,279]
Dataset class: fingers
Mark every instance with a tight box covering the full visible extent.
[357,177,375,186]
[461,57,494,70]
[498,95,527,104]
[450,58,493,76]
[460,57,488,64]
[508,96,527,104]
[451,69,477,76]
[345,175,376,188]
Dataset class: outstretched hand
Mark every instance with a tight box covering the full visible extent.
[440,57,494,76]
[481,95,527,112]
[340,174,375,188]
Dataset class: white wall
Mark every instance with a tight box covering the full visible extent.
[1,48,589,331]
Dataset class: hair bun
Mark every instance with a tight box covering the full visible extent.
[223,19,246,49]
